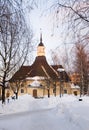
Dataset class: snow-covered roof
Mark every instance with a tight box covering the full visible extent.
[26,76,45,80]
[29,80,41,87]
[71,83,80,89]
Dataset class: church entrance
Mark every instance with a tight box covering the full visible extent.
[33,89,37,98]
[73,91,77,96]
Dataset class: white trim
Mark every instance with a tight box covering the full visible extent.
[41,65,50,78]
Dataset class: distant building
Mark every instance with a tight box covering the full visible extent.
[9,34,80,97]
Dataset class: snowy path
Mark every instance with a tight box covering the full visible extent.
[0,107,53,120]
[0,95,89,130]
[0,103,88,130]
[0,107,59,130]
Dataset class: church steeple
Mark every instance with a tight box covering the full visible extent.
[38,33,44,46]
[37,33,45,56]
[40,33,42,43]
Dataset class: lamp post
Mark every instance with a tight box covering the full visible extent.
[57,68,65,98]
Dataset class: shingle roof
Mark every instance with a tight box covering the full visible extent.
[26,56,59,80]
[10,66,30,81]
[52,65,70,82]
[10,56,70,82]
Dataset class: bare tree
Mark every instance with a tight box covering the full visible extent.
[0,0,33,103]
[52,0,89,40]
[50,49,60,65]
[48,0,89,68]
[44,77,54,98]
[72,43,89,96]
[50,46,69,72]
[10,80,25,99]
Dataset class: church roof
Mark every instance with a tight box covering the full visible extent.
[10,35,70,82]
[25,56,59,80]
[10,66,30,81]
[10,57,70,82]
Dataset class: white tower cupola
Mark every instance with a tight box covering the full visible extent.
[37,33,45,56]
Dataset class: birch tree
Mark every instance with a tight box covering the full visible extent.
[0,0,33,103]
[72,43,89,95]
[50,0,89,95]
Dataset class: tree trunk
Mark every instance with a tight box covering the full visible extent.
[14,91,18,99]
[16,92,18,99]
[2,86,5,104]
[48,89,50,98]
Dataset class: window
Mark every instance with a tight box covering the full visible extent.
[64,89,67,94]
[21,89,24,93]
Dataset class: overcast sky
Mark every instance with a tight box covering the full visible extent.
[24,0,73,64]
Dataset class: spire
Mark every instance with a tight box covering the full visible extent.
[40,33,42,43]
[37,31,45,56]
[38,30,44,46]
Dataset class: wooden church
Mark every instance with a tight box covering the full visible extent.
[9,35,79,98]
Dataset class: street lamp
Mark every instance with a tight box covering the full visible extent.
[57,68,65,98]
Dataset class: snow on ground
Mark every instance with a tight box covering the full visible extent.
[0,94,89,130]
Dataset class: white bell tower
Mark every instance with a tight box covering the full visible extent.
[37,33,45,56]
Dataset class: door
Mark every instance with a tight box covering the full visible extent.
[33,89,37,98]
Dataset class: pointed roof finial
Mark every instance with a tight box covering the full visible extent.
[40,28,42,43]
[38,28,44,46]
